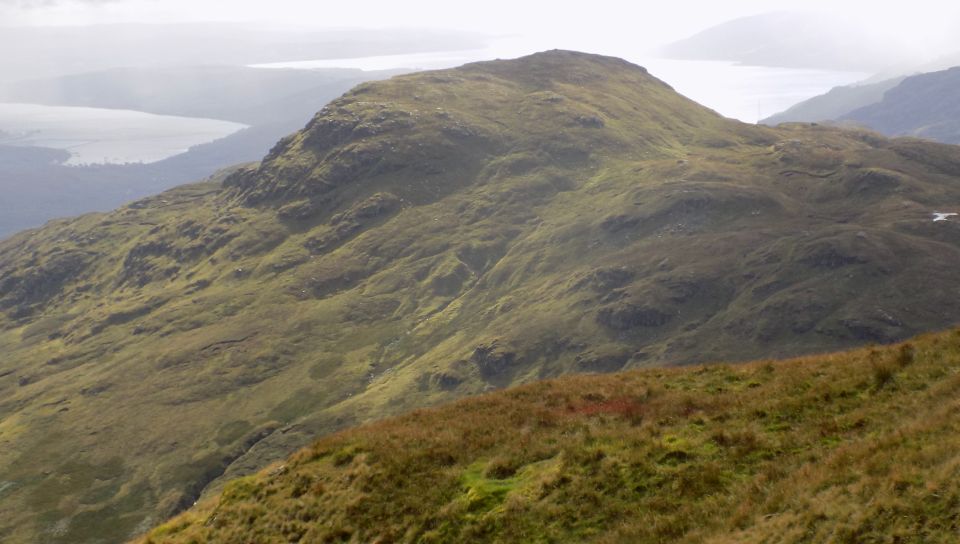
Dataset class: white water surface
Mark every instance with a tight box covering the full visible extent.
[0,103,247,165]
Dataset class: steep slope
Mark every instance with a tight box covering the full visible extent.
[762,76,905,125]
[142,328,960,543]
[4,50,960,543]
[842,67,960,144]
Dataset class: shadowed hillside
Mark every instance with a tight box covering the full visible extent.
[765,67,960,146]
[3,50,960,543]
[841,67,960,144]
[761,76,905,125]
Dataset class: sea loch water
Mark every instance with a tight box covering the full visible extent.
[0,103,247,165]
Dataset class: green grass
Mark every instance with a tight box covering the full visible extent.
[3,50,960,543]
[142,329,960,543]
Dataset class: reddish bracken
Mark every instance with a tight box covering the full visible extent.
[569,397,646,420]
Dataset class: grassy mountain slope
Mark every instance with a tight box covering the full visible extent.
[4,50,960,543]
[762,76,905,125]
[142,328,960,543]
[842,67,960,144]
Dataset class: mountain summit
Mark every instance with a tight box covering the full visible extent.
[3,51,960,543]
[224,50,707,205]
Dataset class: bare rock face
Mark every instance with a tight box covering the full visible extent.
[597,304,673,330]
[472,341,518,379]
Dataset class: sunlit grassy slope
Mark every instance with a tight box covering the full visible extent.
[3,50,960,543]
[144,329,960,543]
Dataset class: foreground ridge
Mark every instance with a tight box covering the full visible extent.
[144,328,960,543]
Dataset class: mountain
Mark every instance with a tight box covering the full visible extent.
[761,76,906,125]
[0,66,405,126]
[141,328,960,543]
[840,67,960,144]
[767,67,960,145]
[4,50,960,543]
[661,12,918,72]
[0,67,399,238]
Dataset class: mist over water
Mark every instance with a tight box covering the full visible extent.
[0,103,247,165]
[252,38,869,123]
[641,60,869,123]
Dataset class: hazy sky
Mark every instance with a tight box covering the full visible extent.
[3,0,960,57]
[2,0,960,122]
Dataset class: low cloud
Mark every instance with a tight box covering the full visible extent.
[0,0,119,6]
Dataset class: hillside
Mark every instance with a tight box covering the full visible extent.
[660,12,918,72]
[142,328,960,543]
[4,50,960,543]
[761,76,905,125]
[841,67,960,144]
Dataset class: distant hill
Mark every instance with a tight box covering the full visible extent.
[662,12,918,72]
[0,24,484,84]
[5,51,960,543]
[0,67,400,238]
[841,67,960,144]
[762,76,905,125]
[143,329,960,543]
[0,66,404,126]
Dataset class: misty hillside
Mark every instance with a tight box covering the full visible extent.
[3,51,960,543]
[761,76,905,125]
[841,67,960,144]
[143,329,960,543]
[0,66,406,125]
[0,24,484,84]
[661,12,918,72]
